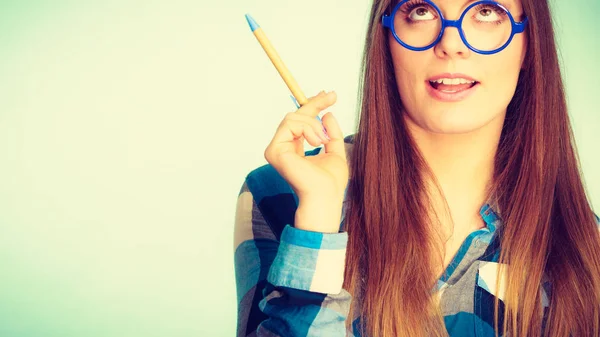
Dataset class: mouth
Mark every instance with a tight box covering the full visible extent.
[427,78,479,93]
[425,75,480,102]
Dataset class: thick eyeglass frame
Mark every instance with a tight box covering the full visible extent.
[381,0,528,55]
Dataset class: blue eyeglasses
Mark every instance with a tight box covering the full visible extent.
[382,0,528,55]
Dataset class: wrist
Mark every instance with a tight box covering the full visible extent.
[295,198,343,233]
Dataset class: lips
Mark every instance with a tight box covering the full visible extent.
[429,81,477,93]
[425,73,480,102]
[427,73,479,93]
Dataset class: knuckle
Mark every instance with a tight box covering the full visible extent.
[264,147,274,163]
[312,118,323,130]
[287,112,299,119]
[298,104,317,115]
[303,123,313,133]
[280,119,292,129]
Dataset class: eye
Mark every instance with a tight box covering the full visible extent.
[474,5,506,23]
[409,6,436,21]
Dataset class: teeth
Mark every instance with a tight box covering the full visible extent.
[431,78,476,85]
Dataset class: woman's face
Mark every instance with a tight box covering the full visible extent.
[389,0,527,134]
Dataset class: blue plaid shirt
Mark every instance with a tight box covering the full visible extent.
[234,135,599,336]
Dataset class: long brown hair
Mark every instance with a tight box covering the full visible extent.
[342,0,600,336]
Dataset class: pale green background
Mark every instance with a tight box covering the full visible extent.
[0,0,597,336]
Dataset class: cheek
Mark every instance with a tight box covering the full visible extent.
[389,41,428,101]
[483,37,526,99]
[504,35,526,70]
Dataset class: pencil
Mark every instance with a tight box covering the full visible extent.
[245,14,308,107]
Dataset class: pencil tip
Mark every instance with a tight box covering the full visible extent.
[245,14,260,32]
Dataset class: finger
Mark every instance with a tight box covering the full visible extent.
[303,90,326,103]
[296,91,337,118]
[266,119,326,161]
[285,113,330,142]
[293,91,325,111]
[320,112,346,158]
[297,122,327,148]
[278,119,324,145]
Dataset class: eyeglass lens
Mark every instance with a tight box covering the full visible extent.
[393,1,513,51]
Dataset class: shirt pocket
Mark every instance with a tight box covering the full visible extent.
[473,261,508,337]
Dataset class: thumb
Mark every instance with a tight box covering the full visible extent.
[320,112,345,158]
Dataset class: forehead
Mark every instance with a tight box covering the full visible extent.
[394,0,522,11]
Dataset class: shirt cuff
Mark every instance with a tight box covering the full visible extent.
[267,224,348,294]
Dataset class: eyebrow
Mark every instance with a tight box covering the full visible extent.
[400,0,524,17]
[432,0,516,11]
[462,0,521,14]
[467,0,514,10]
[494,0,515,11]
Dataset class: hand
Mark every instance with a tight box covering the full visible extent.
[264,91,349,232]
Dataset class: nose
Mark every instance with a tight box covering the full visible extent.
[433,24,471,58]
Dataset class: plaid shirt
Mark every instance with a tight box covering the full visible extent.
[234,134,598,337]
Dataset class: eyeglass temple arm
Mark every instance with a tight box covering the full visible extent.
[381,14,393,28]
[514,17,528,33]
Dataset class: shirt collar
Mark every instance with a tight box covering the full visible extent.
[479,202,502,233]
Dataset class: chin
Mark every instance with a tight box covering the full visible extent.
[427,123,484,135]
[413,109,494,135]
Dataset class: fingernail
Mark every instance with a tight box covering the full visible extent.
[315,115,330,140]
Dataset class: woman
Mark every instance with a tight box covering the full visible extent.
[234,0,600,336]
